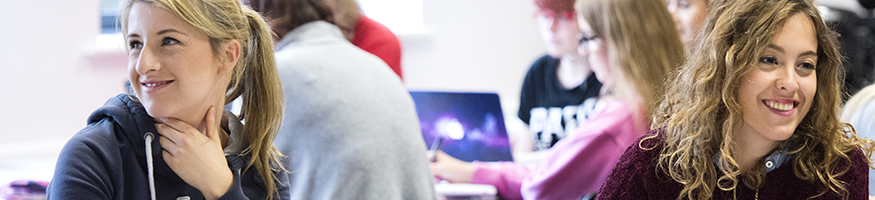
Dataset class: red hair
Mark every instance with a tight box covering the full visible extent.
[534,0,575,13]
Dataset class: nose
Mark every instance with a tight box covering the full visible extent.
[667,9,681,31]
[135,47,159,75]
[775,65,800,92]
[549,19,559,32]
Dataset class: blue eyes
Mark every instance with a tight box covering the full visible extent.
[129,41,143,50]
[128,37,180,50]
[162,38,180,46]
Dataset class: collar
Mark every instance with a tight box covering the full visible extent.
[220,110,246,155]
[712,145,792,173]
[274,20,346,51]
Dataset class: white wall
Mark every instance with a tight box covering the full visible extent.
[0,0,130,183]
[404,0,545,118]
[0,0,545,183]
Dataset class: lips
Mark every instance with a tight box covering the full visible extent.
[762,99,798,116]
[143,81,171,87]
[140,80,173,93]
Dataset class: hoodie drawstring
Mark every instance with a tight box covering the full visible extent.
[144,132,156,200]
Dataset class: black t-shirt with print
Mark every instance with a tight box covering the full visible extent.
[518,55,603,151]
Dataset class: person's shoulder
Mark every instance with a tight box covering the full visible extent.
[598,101,636,119]
[65,94,147,156]
[64,113,127,157]
[594,128,667,199]
[842,146,868,171]
[618,128,666,166]
[524,55,556,77]
[827,146,870,200]
[353,16,399,45]
[530,55,556,69]
[636,129,665,150]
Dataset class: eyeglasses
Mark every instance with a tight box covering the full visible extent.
[578,34,600,45]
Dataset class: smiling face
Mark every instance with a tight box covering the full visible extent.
[126,2,229,125]
[736,13,818,148]
[536,10,581,58]
[666,0,708,45]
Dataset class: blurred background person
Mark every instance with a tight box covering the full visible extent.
[816,0,875,99]
[325,0,404,80]
[665,0,710,49]
[429,0,683,198]
[512,0,603,164]
[246,0,436,199]
[841,84,875,195]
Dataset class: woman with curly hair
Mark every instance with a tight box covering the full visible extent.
[428,0,684,198]
[596,0,875,199]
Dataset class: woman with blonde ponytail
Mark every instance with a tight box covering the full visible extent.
[48,0,288,199]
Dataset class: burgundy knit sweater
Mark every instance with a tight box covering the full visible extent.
[596,129,869,200]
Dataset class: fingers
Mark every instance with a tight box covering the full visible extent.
[158,122,186,158]
[434,150,450,162]
[156,123,181,146]
[155,117,189,134]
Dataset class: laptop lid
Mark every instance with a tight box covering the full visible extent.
[409,91,514,162]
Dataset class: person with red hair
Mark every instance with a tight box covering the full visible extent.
[513,0,603,163]
[430,0,684,199]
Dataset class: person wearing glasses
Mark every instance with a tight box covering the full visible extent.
[666,0,710,47]
[512,0,603,164]
[429,0,683,198]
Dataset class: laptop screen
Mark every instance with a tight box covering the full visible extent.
[409,91,514,162]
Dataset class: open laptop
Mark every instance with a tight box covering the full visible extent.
[409,91,514,162]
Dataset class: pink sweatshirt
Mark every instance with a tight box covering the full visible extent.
[471,100,646,200]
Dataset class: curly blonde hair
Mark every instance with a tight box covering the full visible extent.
[648,0,875,199]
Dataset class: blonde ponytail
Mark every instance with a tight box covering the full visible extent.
[121,0,286,198]
[231,8,286,200]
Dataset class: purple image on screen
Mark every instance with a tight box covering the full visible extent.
[410,91,513,162]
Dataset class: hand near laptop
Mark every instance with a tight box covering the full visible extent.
[428,150,476,183]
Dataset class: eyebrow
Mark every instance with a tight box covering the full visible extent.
[157,29,185,36]
[126,29,186,39]
[767,44,817,57]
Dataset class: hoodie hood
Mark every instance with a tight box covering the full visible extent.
[86,94,250,184]
[48,94,281,200]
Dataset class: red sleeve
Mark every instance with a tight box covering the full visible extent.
[352,16,403,80]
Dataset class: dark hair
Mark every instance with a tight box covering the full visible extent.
[247,0,335,37]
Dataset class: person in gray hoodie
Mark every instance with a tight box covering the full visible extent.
[48,0,288,199]
[246,0,437,199]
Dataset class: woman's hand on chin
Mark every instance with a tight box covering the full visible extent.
[156,107,233,200]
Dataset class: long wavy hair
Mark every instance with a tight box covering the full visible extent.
[575,0,684,119]
[120,0,286,199]
[648,0,875,199]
